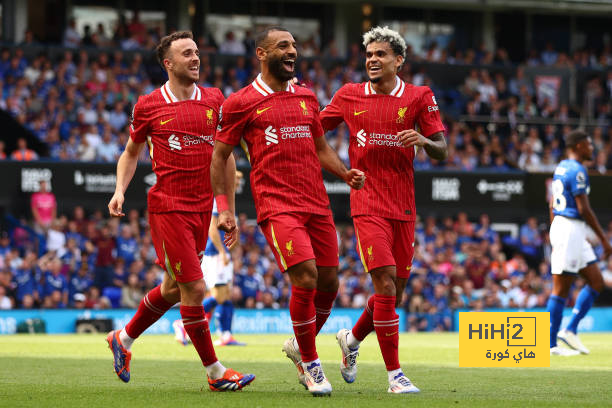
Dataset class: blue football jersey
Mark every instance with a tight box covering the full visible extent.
[551,159,590,219]
[204,199,229,256]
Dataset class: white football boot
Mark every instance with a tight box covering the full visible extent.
[388,373,420,394]
[302,361,332,397]
[550,346,580,356]
[336,328,359,383]
[282,338,307,389]
[557,329,589,354]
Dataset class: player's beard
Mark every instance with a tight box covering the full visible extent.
[369,75,382,83]
[175,65,199,85]
[268,55,294,82]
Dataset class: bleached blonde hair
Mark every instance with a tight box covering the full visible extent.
[362,26,407,60]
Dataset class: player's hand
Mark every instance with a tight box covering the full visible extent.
[108,192,125,217]
[218,210,236,233]
[222,251,230,266]
[345,169,365,190]
[223,227,239,250]
[398,129,428,148]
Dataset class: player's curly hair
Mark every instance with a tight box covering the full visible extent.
[565,129,589,148]
[156,31,194,70]
[362,26,407,61]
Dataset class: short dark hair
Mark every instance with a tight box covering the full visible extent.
[565,129,589,148]
[156,31,194,69]
[255,26,290,49]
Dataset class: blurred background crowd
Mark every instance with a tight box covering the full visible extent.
[1,20,611,172]
[1,191,612,331]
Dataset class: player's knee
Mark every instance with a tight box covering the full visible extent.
[179,279,206,305]
[317,266,339,292]
[288,262,318,289]
[161,285,181,304]
[589,279,604,293]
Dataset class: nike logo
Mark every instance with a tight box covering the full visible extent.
[296,330,310,336]
[160,118,175,125]
[256,107,272,115]
[385,331,398,337]
[354,110,367,116]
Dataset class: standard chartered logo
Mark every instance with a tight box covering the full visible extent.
[265,125,278,145]
[265,125,312,146]
[168,134,182,150]
[356,129,367,147]
[356,129,403,147]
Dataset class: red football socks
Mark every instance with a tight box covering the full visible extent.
[373,294,400,371]
[290,286,318,362]
[351,295,376,341]
[314,289,337,334]
[180,305,218,366]
[125,285,173,338]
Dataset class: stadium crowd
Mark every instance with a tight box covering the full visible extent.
[0,28,611,172]
[1,26,611,330]
[1,204,612,331]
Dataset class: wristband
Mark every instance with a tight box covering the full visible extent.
[216,194,229,212]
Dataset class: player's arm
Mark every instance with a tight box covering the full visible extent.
[575,194,612,258]
[222,153,239,249]
[398,130,448,161]
[211,141,237,235]
[208,214,230,265]
[313,135,365,190]
[319,90,345,132]
[108,137,145,217]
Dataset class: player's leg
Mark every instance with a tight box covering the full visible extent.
[308,213,340,334]
[106,212,181,382]
[261,213,331,396]
[548,216,581,356]
[559,260,603,354]
[175,212,254,391]
[548,273,579,356]
[211,283,244,346]
[384,220,419,393]
[201,255,219,323]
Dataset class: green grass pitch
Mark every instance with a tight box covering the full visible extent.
[1,332,611,407]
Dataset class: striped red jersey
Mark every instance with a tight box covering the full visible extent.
[216,74,330,223]
[130,82,224,213]
[320,77,445,221]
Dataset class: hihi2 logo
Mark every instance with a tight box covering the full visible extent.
[459,312,549,367]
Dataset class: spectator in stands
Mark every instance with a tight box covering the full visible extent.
[92,223,116,289]
[120,273,143,308]
[11,138,38,161]
[63,18,81,48]
[0,141,6,159]
[219,31,246,55]
[0,285,13,309]
[30,180,56,232]
[40,255,68,308]
[519,216,543,260]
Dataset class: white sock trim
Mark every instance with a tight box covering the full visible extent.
[206,361,226,380]
[119,328,135,350]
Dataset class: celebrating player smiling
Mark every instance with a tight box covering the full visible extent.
[320,26,448,394]
[210,27,364,396]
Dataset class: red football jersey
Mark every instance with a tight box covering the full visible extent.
[320,77,445,221]
[216,74,330,223]
[130,82,224,213]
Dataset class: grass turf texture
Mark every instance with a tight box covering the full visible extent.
[1,333,611,407]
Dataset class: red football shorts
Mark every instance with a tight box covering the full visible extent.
[353,215,415,278]
[260,212,339,272]
[149,211,211,283]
